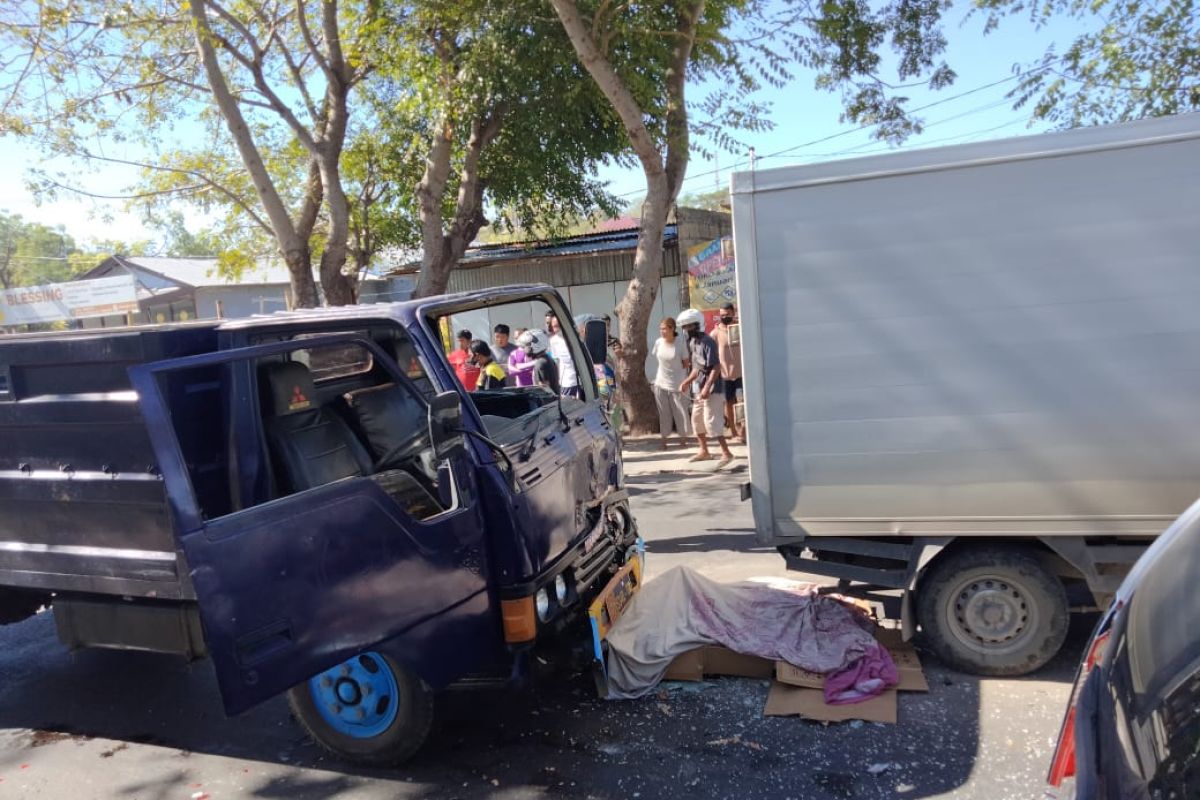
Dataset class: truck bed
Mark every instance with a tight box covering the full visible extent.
[0,324,218,598]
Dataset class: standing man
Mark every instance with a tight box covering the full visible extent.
[713,302,745,443]
[448,329,480,391]
[516,329,560,394]
[491,324,519,386]
[546,311,580,399]
[677,308,734,466]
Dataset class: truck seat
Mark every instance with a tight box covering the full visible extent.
[259,361,372,493]
[343,382,428,469]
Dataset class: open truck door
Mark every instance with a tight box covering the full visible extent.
[128,334,493,718]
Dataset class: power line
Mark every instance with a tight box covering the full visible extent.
[614,57,1072,201]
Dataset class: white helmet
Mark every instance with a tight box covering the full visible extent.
[676,308,704,329]
[517,328,549,355]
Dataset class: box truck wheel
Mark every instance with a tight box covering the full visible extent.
[917,547,1068,676]
[287,651,434,766]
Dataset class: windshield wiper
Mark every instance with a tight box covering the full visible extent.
[519,406,553,462]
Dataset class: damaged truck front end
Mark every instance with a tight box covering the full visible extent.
[0,284,640,766]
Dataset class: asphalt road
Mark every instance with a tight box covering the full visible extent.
[0,440,1084,799]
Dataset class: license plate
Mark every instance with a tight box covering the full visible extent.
[587,556,643,669]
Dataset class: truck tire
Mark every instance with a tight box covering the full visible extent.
[287,651,434,766]
[917,547,1068,676]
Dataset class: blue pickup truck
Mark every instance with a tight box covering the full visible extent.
[0,285,641,765]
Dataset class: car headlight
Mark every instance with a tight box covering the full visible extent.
[554,573,569,604]
[535,588,552,622]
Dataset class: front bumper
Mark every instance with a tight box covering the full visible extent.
[499,500,640,645]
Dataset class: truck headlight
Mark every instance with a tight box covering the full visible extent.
[554,573,569,604]
[535,588,552,621]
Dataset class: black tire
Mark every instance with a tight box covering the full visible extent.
[287,653,435,767]
[917,546,1069,676]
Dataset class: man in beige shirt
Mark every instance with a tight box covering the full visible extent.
[713,302,745,443]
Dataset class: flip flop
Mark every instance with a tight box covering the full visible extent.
[688,453,712,463]
[716,455,734,468]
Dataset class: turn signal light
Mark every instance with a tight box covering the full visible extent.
[1048,628,1113,786]
[501,597,537,643]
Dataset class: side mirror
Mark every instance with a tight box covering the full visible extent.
[584,319,609,366]
[428,391,466,462]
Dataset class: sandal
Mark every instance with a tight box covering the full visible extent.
[688,453,712,463]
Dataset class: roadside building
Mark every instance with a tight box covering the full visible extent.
[72,255,410,327]
[387,208,730,375]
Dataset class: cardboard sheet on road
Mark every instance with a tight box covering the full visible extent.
[764,685,899,724]
[774,640,929,693]
[664,625,927,723]
[663,646,774,681]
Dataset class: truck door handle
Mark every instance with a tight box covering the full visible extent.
[235,620,293,666]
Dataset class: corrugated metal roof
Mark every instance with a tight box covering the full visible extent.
[117,256,292,287]
[389,224,678,275]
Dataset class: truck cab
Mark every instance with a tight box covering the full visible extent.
[0,284,641,764]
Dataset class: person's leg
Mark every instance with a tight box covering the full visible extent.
[653,385,672,448]
[724,379,744,443]
[690,397,711,460]
[672,390,691,447]
[708,394,734,462]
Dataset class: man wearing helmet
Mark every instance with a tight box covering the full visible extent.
[517,328,560,394]
[677,308,734,466]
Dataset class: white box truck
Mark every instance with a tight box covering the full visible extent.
[730,113,1200,675]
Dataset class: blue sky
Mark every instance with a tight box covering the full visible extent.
[0,7,1088,246]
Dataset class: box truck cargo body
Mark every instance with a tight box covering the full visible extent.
[730,113,1200,675]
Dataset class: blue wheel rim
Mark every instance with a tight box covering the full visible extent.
[308,652,400,739]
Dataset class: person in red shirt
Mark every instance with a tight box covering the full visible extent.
[447,329,479,390]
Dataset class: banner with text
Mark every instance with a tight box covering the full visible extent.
[0,275,139,326]
[686,236,735,330]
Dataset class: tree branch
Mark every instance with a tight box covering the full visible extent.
[72,149,274,234]
[547,0,665,180]
[321,0,351,85]
[207,0,265,60]
[664,0,705,200]
[296,0,334,83]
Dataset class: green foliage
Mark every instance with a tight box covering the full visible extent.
[0,212,88,288]
[2,0,631,290]
[355,0,627,253]
[975,0,1200,126]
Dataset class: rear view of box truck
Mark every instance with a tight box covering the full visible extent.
[730,113,1200,675]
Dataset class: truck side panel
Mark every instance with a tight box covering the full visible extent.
[0,326,218,598]
[732,114,1200,545]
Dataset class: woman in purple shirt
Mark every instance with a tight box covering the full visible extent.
[506,327,535,387]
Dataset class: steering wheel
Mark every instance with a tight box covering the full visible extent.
[373,431,427,472]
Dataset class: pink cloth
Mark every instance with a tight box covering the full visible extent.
[604,566,898,703]
[823,641,899,705]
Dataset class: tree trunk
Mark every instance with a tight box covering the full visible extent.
[548,0,703,434]
[615,178,670,434]
[189,0,316,308]
[284,249,319,308]
[413,114,454,300]
[317,153,357,305]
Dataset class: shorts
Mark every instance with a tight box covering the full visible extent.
[723,377,743,402]
[691,392,725,438]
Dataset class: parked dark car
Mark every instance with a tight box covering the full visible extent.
[1049,497,1200,798]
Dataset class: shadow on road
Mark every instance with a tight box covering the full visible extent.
[647,531,774,555]
[0,602,1092,799]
